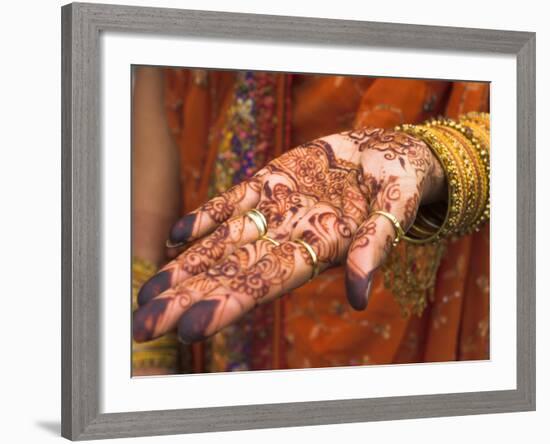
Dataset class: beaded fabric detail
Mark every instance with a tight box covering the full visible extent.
[211,71,277,195]
[207,72,279,372]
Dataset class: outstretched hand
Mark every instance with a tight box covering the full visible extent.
[133,128,445,344]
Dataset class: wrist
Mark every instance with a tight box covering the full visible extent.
[396,113,490,243]
[417,138,447,205]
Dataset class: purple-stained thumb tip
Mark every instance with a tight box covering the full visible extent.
[345,269,373,311]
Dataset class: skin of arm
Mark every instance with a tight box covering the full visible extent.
[132,66,181,267]
[132,67,182,375]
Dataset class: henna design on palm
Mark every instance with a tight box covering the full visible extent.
[133,126,446,343]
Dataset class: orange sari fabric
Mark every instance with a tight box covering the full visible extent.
[163,70,490,371]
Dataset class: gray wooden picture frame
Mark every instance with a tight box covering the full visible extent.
[61,2,536,440]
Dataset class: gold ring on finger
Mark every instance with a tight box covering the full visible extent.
[165,239,186,249]
[371,210,405,247]
[244,209,268,238]
[261,235,280,246]
[294,239,319,281]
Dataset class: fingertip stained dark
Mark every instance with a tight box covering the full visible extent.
[137,270,172,306]
[344,269,373,311]
[132,298,170,343]
[177,299,220,344]
[169,213,197,243]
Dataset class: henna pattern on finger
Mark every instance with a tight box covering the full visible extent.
[358,171,382,200]
[133,270,231,343]
[157,216,255,294]
[176,240,279,342]
[348,220,377,253]
[341,172,369,222]
[377,175,402,212]
[202,197,234,223]
[229,242,297,303]
[134,222,263,340]
[175,223,233,275]
[299,209,354,265]
[345,221,395,311]
[202,174,263,222]
[169,176,263,243]
[206,239,277,280]
[258,181,310,232]
[133,239,280,343]
[206,255,243,280]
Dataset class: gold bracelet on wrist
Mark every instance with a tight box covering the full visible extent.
[396,124,461,243]
[381,113,489,315]
[395,113,490,243]
[437,116,490,233]
[461,111,490,131]
[459,113,491,230]
[428,125,479,232]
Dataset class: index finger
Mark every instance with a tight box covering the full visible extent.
[137,213,264,307]
[168,170,267,245]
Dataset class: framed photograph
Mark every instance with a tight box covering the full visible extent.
[61,2,535,440]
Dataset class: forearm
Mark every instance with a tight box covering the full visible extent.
[418,143,446,206]
[131,68,182,374]
[132,67,181,266]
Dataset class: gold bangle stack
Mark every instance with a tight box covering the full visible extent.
[395,112,490,243]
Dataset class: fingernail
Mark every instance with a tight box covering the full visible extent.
[165,239,186,249]
[345,269,373,311]
[177,299,220,344]
[137,270,172,306]
[132,298,170,343]
[169,213,197,244]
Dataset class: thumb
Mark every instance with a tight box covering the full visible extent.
[345,213,398,311]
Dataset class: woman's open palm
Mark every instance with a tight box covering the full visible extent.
[133,128,444,344]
